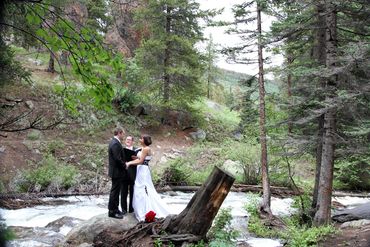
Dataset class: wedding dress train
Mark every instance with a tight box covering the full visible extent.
[132,152,170,221]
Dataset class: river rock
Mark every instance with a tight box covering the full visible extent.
[189,129,206,141]
[63,213,138,246]
[221,159,243,177]
[45,216,83,234]
[340,219,370,229]
[332,202,370,223]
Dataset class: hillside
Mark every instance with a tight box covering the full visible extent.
[0,49,199,193]
[216,67,280,94]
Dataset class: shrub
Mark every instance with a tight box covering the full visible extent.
[334,158,370,190]
[280,220,336,247]
[161,158,192,186]
[220,140,261,184]
[244,194,276,238]
[27,130,42,140]
[208,208,239,246]
[19,155,78,192]
[46,139,65,155]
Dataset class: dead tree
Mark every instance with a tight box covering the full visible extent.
[94,166,235,246]
[166,166,235,237]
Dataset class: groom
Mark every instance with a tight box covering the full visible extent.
[107,127,130,219]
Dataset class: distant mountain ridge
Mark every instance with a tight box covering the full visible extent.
[215,67,279,94]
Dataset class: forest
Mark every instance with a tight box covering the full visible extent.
[0,0,369,246]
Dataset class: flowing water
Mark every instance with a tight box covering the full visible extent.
[1,192,369,247]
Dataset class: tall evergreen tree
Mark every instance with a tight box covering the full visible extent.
[270,0,370,224]
[204,34,218,99]
[134,0,215,108]
[224,0,273,217]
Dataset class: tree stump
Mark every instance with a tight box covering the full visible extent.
[93,166,234,246]
[165,166,235,237]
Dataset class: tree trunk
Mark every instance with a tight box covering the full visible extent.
[314,2,337,226]
[163,5,172,104]
[287,54,293,134]
[167,166,235,237]
[47,52,55,73]
[256,3,272,217]
[311,3,327,217]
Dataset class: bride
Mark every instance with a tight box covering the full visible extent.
[126,135,170,221]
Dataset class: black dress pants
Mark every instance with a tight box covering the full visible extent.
[108,177,126,212]
[128,181,134,212]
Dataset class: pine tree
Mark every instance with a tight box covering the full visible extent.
[134,0,215,108]
[270,0,370,224]
[224,0,273,217]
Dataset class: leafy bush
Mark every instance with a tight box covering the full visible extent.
[334,158,370,190]
[280,220,336,247]
[27,130,42,140]
[80,143,106,171]
[244,193,336,247]
[46,139,65,155]
[0,44,30,87]
[208,208,239,247]
[161,158,192,186]
[220,140,261,184]
[18,155,78,192]
[245,194,276,238]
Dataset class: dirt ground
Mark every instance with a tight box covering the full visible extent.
[318,223,370,247]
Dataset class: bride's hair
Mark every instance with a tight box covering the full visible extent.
[142,135,152,146]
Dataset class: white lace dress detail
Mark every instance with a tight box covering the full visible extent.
[132,151,170,221]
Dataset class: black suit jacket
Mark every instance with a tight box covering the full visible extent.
[108,138,128,179]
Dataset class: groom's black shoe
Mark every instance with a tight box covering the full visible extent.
[108,211,123,219]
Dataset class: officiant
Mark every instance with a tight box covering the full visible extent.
[124,135,139,213]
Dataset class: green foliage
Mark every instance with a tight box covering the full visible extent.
[19,154,78,192]
[134,0,215,108]
[161,158,192,186]
[187,240,206,247]
[219,140,261,184]
[153,238,163,247]
[280,220,336,247]
[245,193,336,246]
[0,41,30,86]
[208,208,239,246]
[46,138,65,155]
[334,157,370,190]
[80,143,106,171]
[191,100,240,142]
[17,0,126,113]
[245,194,277,238]
[26,130,42,141]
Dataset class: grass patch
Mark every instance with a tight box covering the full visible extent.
[191,99,240,142]
[244,193,337,247]
[16,154,78,192]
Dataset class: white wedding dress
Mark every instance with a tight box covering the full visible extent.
[132,151,170,221]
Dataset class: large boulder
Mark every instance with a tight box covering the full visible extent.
[332,202,370,223]
[63,213,138,246]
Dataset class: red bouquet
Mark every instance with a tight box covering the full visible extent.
[145,211,156,223]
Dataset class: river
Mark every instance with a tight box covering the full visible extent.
[1,192,369,247]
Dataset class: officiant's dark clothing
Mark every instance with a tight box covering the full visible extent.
[108,137,129,213]
[126,147,138,213]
